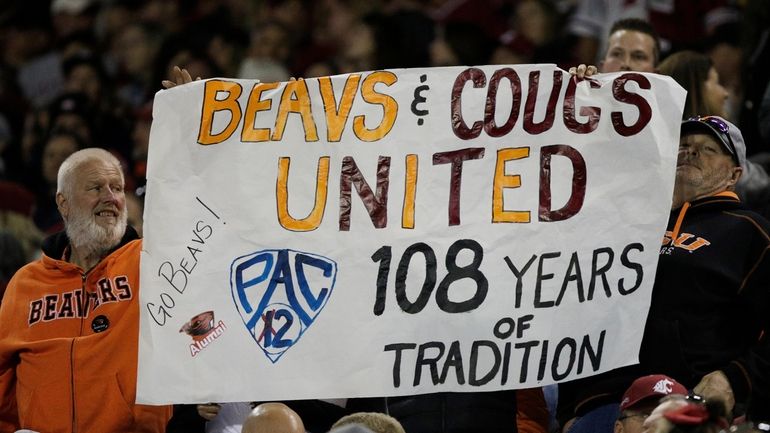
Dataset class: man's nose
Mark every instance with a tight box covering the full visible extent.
[619,55,630,70]
[100,186,118,202]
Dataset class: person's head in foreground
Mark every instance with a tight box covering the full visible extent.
[642,395,728,433]
[674,116,745,208]
[56,148,127,268]
[331,412,406,433]
[241,402,305,433]
[615,374,688,433]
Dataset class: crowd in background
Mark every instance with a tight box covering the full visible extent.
[1,0,769,288]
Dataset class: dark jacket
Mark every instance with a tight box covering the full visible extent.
[348,391,518,433]
[559,193,770,422]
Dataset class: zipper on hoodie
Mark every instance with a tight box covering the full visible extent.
[71,272,86,433]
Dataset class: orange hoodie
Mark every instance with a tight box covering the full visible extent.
[0,229,171,433]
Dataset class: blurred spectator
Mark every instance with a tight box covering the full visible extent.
[566,0,647,65]
[5,6,63,109]
[0,231,27,302]
[657,51,729,119]
[50,0,99,40]
[332,412,406,433]
[110,22,164,108]
[494,0,572,67]
[241,403,305,433]
[642,397,729,433]
[600,18,659,73]
[32,129,85,233]
[238,21,292,82]
[739,0,770,155]
[614,375,688,433]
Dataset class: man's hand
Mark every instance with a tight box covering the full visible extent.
[568,64,598,79]
[196,403,221,421]
[161,66,199,89]
[694,370,735,414]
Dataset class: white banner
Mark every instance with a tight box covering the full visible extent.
[137,64,685,404]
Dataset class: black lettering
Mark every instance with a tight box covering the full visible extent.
[435,239,487,313]
[194,220,213,240]
[395,243,437,314]
[552,338,577,381]
[588,247,614,300]
[516,315,534,338]
[180,256,197,274]
[159,261,188,294]
[29,299,43,325]
[577,330,605,373]
[384,343,416,388]
[501,341,511,385]
[555,252,585,306]
[514,340,539,382]
[43,294,58,321]
[537,339,549,381]
[58,292,75,318]
[115,276,132,300]
[186,246,202,263]
[439,341,465,385]
[619,243,644,294]
[494,317,515,339]
[535,252,560,308]
[469,340,500,386]
[504,254,537,308]
[98,278,118,303]
[414,341,445,386]
[147,302,171,326]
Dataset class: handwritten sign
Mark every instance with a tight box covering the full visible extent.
[137,64,685,404]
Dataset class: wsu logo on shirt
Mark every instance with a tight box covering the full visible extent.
[660,231,710,254]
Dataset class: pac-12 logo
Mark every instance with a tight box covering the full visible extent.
[230,249,337,363]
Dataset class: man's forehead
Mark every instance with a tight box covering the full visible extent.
[680,132,724,148]
[608,29,655,49]
[74,158,124,182]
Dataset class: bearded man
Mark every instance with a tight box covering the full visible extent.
[0,148,171,432]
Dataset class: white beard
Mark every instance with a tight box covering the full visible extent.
[65,206,128,262]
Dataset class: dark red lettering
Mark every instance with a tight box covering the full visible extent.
[611,73,652,136]
[539,144,587,222]
[433,148,485,226]
[484,68,522,137]
[339,156,390,231]
[524,71,562,134]
[451,68,486,140]
[563,78,601,134]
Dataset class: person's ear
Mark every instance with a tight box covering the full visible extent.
[56,192,69,220]
[614,419,624,433]
[729,166,743,187]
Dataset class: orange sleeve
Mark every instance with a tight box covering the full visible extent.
[517,387,549,433]
[0,276,20,431]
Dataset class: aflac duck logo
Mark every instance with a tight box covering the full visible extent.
[230,249,337,363]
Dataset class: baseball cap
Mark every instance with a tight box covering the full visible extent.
[681,115,746,169]
[620,374,688,410]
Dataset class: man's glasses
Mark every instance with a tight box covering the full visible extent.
[687,115,739,166]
